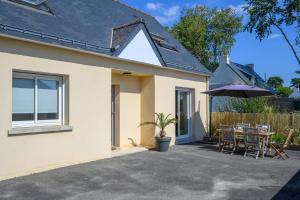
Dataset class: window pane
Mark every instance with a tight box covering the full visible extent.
[37,79,59,120]
[12,78,35,121]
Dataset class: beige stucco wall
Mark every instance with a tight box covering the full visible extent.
[154,75,208,145]
[112,74,141,147]
[0,37,112,180]
[0,36,209,180]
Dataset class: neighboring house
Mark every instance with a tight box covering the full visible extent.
[290,88,300,99]
[0,0,210,180]
[209,55,271,111]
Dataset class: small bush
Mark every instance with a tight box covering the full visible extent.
[292,129,300,144]
[272,133,285,144]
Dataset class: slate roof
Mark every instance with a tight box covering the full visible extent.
[0,0,210,75]
[230,62,273,90]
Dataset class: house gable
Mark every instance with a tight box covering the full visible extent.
[210,63,248,88]
[117,29,163,66]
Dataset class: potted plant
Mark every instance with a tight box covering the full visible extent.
[140,113,176,152]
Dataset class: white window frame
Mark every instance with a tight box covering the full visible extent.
[12,72,64,127]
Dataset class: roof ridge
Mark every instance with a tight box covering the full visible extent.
[112,0,155,19]
[113,19,144,30]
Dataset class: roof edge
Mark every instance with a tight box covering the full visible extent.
[0,33,211,77]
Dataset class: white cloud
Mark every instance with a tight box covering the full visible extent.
[146,2,162,10]
[163,5,180,17]
[229,4,247,15]
[268,34,282,39]
[147,4,181,25]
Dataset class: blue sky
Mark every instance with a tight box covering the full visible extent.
[122,0,300,86]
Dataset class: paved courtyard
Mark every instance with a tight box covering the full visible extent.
[0,143,299,200]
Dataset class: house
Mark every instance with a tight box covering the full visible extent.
[209,55,271,111]
[290,88,300,99]
[0,0,210,180]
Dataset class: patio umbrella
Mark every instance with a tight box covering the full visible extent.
[203,84,275,98]
[202,84,275,138]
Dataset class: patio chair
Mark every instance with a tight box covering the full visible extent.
[219,125,236,154]
[271,129,293,160]
[236,123,251,131]
[235,123,250,148]
[256,124,271,133]
[244,128,261,159]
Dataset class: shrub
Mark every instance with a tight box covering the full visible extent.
[292,129,300,144]
[272,133,285,144]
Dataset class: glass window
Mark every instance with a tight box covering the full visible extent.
[12,78,35,122]
[37,79,59,120]
[12,72,63,127]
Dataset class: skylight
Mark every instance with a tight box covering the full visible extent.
[19,0,47,6]
[7,0,52,14]
[150,33,178,52]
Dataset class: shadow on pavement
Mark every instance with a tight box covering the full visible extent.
[272,169,300,200]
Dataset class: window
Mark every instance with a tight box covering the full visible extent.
[12,72,63,127]
[7,0,52,14]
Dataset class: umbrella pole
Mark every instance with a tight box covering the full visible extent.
[209,96,213,138]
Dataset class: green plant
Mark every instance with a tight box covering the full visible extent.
[140,113,176,138]
[276,86,293,97]
[272,133,286,144]
[292,129,300,144]
[221,97,277,113]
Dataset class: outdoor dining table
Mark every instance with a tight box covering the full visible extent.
[234,129,275,158]
[218,128,275,158]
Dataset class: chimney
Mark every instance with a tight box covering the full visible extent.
[219,55,230,66]
[246,64,254,71]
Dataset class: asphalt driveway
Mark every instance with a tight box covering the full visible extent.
[0,143,299,200]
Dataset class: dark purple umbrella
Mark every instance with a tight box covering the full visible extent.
[203,84,275,98]
[203,84,275,138]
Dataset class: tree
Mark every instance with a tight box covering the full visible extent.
[291,78,300,89]
[267,76,284,88]
[276,86,293,97]
[244,0,300,65]
[171,6,242,71]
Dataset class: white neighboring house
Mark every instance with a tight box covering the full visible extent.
[209,55,272,111]
[290,88,300,99]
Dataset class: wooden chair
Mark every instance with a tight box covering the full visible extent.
[244,128,261,159]
[236,123,251,131]
[235,123,250,148]
[219,125,236,154]
[271,129,293,160]
[256,124,271,133]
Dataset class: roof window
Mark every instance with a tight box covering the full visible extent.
[150,33,178,52]
[19,0,47,5]
[7,0,52,14]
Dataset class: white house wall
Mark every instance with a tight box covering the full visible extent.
[118,30,162,66]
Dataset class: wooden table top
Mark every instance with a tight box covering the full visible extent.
[217,128,275,136]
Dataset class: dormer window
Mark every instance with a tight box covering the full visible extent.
[150,33,178,52]
[7,0,52,14]
[19,0,47,6]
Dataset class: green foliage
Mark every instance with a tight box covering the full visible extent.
[276,86,293,97]
[291,78,300,89]
[267,76,284,88]
[221,97,276,113]
[170,6,243,71]
[272,133,286,144]
[292,129,300,144]
[140,113,176,138]
[244,0,300,65]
